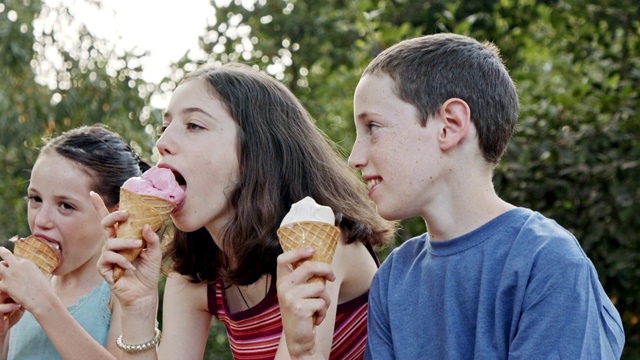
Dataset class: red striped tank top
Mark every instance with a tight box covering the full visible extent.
[207,243,377,360]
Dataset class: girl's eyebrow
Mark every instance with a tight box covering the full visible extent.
[164,107,214,121]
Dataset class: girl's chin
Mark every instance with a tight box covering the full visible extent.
[170,217,205,234]
[172,200,185,213]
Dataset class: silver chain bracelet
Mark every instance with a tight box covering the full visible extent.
[116,328,161,352]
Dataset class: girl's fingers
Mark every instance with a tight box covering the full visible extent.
[102,211,128,230]
[1,304,24,327]
[0,247,13,263]
[97,250,135,283]
[98,238,141,281]
[277,247,315,278]
[0,303,21,317]
[141,224,160,249]
[90,191,110,220]
[277,247,336,282]
[278,246,315,265]
[103,238,143,252]
[310,298,329,325]
[96,205,129,239]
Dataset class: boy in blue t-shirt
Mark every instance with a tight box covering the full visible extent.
[348,33,625,359]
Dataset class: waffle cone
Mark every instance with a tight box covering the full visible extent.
[13,235,60,274]
[113,188,176,281]
[277,221,340,284]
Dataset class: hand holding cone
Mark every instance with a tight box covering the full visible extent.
[112,167,184,282]
[277,221,340,284]
[277,197,339,285]
[113,188,176,281]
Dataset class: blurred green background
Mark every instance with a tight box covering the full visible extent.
[1,0,638,358]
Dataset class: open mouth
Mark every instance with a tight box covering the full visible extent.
[173,171,187,211]
[174,172,186,185]
[173,171,186,189]
[36,235,63,254]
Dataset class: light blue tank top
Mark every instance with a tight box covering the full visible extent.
[7,280,112,359]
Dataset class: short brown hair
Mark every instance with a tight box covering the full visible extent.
[364,33,519,164]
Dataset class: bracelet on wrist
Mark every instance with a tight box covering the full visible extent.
[116,328,161,352]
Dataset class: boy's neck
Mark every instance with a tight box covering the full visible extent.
[422,169,514,241]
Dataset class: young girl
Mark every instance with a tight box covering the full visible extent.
[96,63,396,359]
[0,125,149,359]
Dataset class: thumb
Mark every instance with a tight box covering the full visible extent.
[141,224,161,249]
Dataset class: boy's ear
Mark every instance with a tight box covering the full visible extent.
[437,98,471,151]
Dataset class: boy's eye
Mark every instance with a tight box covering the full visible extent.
[367,122,380,131]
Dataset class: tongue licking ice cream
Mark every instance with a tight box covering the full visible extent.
[113,166,185,281]
[277,196,340,284]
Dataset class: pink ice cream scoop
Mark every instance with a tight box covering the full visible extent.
[122,166,185,205]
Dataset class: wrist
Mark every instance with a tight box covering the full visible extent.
[27,291,63,319]
[120,295,158,321]
[120,292,157,313]
[117,327,161,353]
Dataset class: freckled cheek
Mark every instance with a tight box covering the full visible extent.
[377,146,397,164]
[383,133,411,164]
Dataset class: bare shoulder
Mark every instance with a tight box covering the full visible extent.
[165,272,210,313]
[331,235,378,303]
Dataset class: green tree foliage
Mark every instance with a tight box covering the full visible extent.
[1,0,638,358]
[490,0,640,352]
[0,0,155,242]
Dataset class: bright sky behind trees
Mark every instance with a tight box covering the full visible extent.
[46,0,213,84]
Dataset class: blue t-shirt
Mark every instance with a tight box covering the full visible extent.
[365,208,625,359]
[8,280,112,359]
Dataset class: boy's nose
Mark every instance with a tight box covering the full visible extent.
[348,138,367,170]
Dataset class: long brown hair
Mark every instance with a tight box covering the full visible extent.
[165,63,396,285]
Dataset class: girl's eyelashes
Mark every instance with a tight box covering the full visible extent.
[26,195,76,212]
[59,202,76,211]
[186,121,205,131]
[159,120,204,134]
[27,195,42,204]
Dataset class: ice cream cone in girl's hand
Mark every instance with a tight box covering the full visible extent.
[113,167,185,281]
[10,235,61,274]
[277,197,340,285]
